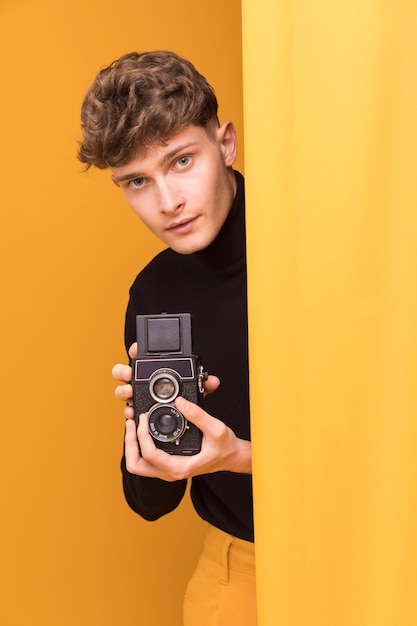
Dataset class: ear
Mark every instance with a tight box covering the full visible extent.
[216,121,238,167]
[111,175,120,188]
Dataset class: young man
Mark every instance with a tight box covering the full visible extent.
[78,51,255,625]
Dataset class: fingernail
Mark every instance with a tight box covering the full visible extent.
[176,396,188,411]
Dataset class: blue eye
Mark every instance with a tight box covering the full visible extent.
[129,177,145,189]
[176,156,190,168]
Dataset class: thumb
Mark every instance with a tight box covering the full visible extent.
[125,417,138,440]
[175,396,204,426]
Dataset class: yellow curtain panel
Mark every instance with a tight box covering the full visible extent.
[242,1,417,625]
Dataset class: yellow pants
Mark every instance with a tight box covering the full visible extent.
[183,524,257,626]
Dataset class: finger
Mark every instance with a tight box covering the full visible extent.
[175,396,216,431]
[124,418,142,466]
[124,412,192,481]
[112,363,132,382]
[137,414,173,461]
[128,342,138,359]
[123,404,135,420]
[204,375,220,396]
[136,414,169,466]
[135,413,191,480]
[136,412,156,452]
[114,383,133,401]
[125,415,172,479]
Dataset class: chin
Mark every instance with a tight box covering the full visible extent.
[172,244,205,255]
[171,236,213,255]
[166,228,215,254]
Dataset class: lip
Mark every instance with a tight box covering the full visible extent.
[167,216,198,234]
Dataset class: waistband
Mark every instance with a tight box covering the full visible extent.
[203,524,256,580]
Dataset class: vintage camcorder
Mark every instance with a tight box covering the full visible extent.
[132,313,206,455]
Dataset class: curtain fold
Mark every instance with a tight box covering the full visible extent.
[242,2,417,624]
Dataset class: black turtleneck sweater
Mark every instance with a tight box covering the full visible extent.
[122,171,253,542]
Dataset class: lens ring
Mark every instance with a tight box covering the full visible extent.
[149,369,180,403]
[148,403,186,442]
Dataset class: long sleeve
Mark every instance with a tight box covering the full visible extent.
[121,455,187,520]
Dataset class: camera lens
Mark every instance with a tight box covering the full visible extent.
[149,369,180,403]
[148,404,186,442]
[155,412,177,435]
[153,377,176,400]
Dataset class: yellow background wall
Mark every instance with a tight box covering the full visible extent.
[243,1,417,625]
[0,2,243,625]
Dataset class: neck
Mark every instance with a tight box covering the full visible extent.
[193,170,245,271]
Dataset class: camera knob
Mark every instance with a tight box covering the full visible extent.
[198,365,209,394]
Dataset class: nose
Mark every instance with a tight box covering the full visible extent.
[157,179,183,214]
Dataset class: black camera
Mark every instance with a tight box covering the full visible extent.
[132,313,206,455]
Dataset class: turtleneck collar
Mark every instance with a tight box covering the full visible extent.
[192,170,246,272]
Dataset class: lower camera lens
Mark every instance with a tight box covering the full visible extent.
[147,404,186,442]
[156,412,177,435]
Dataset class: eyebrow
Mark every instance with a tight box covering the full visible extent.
[113,141,198,183]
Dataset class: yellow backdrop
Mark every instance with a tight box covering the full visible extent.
[0,2,243,625]
[243,1,417,625]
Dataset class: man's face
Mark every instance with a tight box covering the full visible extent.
[111,123,237,254]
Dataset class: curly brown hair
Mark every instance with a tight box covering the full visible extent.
[78,51,219,169]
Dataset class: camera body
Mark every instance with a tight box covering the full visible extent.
[132,313,205,455]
